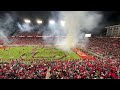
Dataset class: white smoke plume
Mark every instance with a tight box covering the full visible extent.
[43,11,103,51]
[0,30,9,45]
[0,13,16,45]
[17,23,35,32]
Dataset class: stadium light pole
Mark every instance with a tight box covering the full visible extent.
[36,19,42,24]
[24,19,31,24]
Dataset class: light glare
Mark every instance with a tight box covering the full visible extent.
[37,20,42,24]
[49,20,55,25]
[24,19,31,24]
[61,20,65,27]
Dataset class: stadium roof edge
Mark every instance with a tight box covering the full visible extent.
[105,24,120,28]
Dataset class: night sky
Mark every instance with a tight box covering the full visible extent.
[17,11,120,25]
[0,11,120,24]
[0,11,120,25]
[17,11,51,22]
[0,11,120,36]
[19,11,120,25]
[102,11,120,25]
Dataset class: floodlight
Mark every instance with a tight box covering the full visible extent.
[36,19,42,24]
[60,20,65,27]
[24,19,31,24]
[49,20,55,25]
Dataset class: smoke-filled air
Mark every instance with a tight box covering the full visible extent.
[43,11,103,52]
[17,23,35,32]
[0,11,103,50]
[0,13,16,45]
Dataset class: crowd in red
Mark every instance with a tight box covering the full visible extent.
[0,39,4,45]
[87,37,120,60]
[0,58,119,79]
[14,32,41,36]
[11,37,43,45]
[9,32,44,45]
[0,36,120,79]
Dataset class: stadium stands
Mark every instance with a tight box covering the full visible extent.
[0,39,4,45]
[87,37,120,60]
[0,58,119,79]
[11,37,43,45]
[0,35,120,79]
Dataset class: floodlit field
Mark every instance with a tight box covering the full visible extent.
[0,46,80,62]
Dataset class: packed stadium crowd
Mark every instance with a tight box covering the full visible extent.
[14,32,41,36]
[0,39,4,45]
[0,58,119,79]
[87,37,120,60]
[11,37,43,45]
[0,36,120,79]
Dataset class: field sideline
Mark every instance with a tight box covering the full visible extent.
[0,45,80,62]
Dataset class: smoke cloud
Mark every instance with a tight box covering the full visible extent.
[17,23,35,32]
[43,11,103,51]
[0,30,9,45]
[0,11,103,48]
[0,13,16,45]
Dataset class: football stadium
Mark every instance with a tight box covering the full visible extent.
[0,11,120,79]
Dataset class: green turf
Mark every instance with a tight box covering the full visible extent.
[0,46,80,61]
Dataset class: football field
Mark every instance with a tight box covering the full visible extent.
[0,46,80,62]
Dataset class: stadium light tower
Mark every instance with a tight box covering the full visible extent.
[49,20,55,25]
[36,19,42,24]
[24,19,31,24]
[60,20,65,27]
